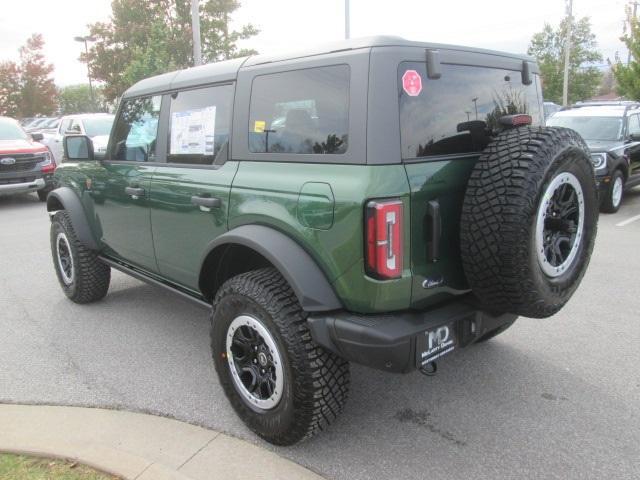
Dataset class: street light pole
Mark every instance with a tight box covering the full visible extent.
[562,0,573,107]
[345,0,350,39]
[74,35,96,108]
[191,0,202,66]
[628,1,639,65]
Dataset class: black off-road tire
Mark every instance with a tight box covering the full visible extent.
[476,320,516,343]
[50,211,110,303]
[460,127,598,319]
[600,169,625,214]
[211,267,350,445]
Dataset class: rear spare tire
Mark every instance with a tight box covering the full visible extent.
[460,127,598,318]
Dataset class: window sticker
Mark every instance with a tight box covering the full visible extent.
[402,69,423,96]
[170,106,216,155]
[254,120,266,133]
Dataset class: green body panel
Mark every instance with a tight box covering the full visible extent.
[55,161,158,273]
[90,162,158,273]
[54,156,476,314]
[148,162,239,290]
[403,158,477,309]
[228,161,413,313]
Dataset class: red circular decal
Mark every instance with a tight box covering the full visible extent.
[402,69,423,96]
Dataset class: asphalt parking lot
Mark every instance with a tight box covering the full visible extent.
[1,190,639,480]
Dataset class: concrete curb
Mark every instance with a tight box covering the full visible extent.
[0,404,324,480]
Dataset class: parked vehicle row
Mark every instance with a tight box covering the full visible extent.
[547,101,640,213]
[0,113,115,202]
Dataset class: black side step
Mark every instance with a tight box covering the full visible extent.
[98,256,211,309]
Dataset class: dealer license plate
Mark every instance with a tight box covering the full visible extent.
[416,323,457,368]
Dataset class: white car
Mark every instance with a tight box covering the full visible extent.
[45,113,115,164]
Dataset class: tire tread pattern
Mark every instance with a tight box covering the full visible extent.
[51,211,110,303]
[211,267,350,445]
[460,126,597,318]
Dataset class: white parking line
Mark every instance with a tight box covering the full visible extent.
[616,214,640,227]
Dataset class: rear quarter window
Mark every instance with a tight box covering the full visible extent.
[399,62,542,160]
[248,65,350,155]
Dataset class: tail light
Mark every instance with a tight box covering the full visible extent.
[365,199,403,279]
[499,114,532,127]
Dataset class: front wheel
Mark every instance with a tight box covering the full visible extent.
[601,170,624,213]
[211,268,350,445]
[50,211,111,303]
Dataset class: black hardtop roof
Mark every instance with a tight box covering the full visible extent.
[122,35,535,99]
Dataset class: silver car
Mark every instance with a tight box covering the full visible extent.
[44,113,115,164]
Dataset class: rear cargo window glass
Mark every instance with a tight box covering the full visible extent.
[167,84,234,165]
[399,62,542,159]
[249,65,349,154]
[112,95,161,162]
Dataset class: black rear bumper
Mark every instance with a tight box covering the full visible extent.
[308,301,517,373]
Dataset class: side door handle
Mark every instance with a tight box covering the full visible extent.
[191,195,221,208]
[125,186,145,198]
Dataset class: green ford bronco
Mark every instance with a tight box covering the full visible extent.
[47,37,598,445]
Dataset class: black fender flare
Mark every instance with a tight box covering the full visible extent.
[46,187,99,250]
[200,225,342,312]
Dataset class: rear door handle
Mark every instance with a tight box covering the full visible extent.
[191,195,221,208]
[427,199,441,262]
[125,186,145,197]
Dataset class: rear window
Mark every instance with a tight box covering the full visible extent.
[399,62,542,159]
[249,65,350,154]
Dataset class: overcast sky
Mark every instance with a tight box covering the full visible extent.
[0,0,630,86]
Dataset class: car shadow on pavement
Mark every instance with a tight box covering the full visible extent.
[0,192,43,210]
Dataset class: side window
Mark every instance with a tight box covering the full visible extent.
[167,84,233,165]
[59,118,73,134]
[249,65,350,154]
[111,95,161,162]
[69,120,82,134]
[627,114,640,137]
[399,63,543,159]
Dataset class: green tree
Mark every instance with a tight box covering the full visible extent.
[612,4,640,100]
[528,16,603,104]
[18,33,57,116]
[58,84,108,114]
[85,0,258,102]
[0,61,22,117]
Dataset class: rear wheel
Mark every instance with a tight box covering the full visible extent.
[460,127,598,318]
[211,268,350,445]
[601,170,624,213]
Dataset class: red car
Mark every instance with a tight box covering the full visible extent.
[0,116,55,201]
